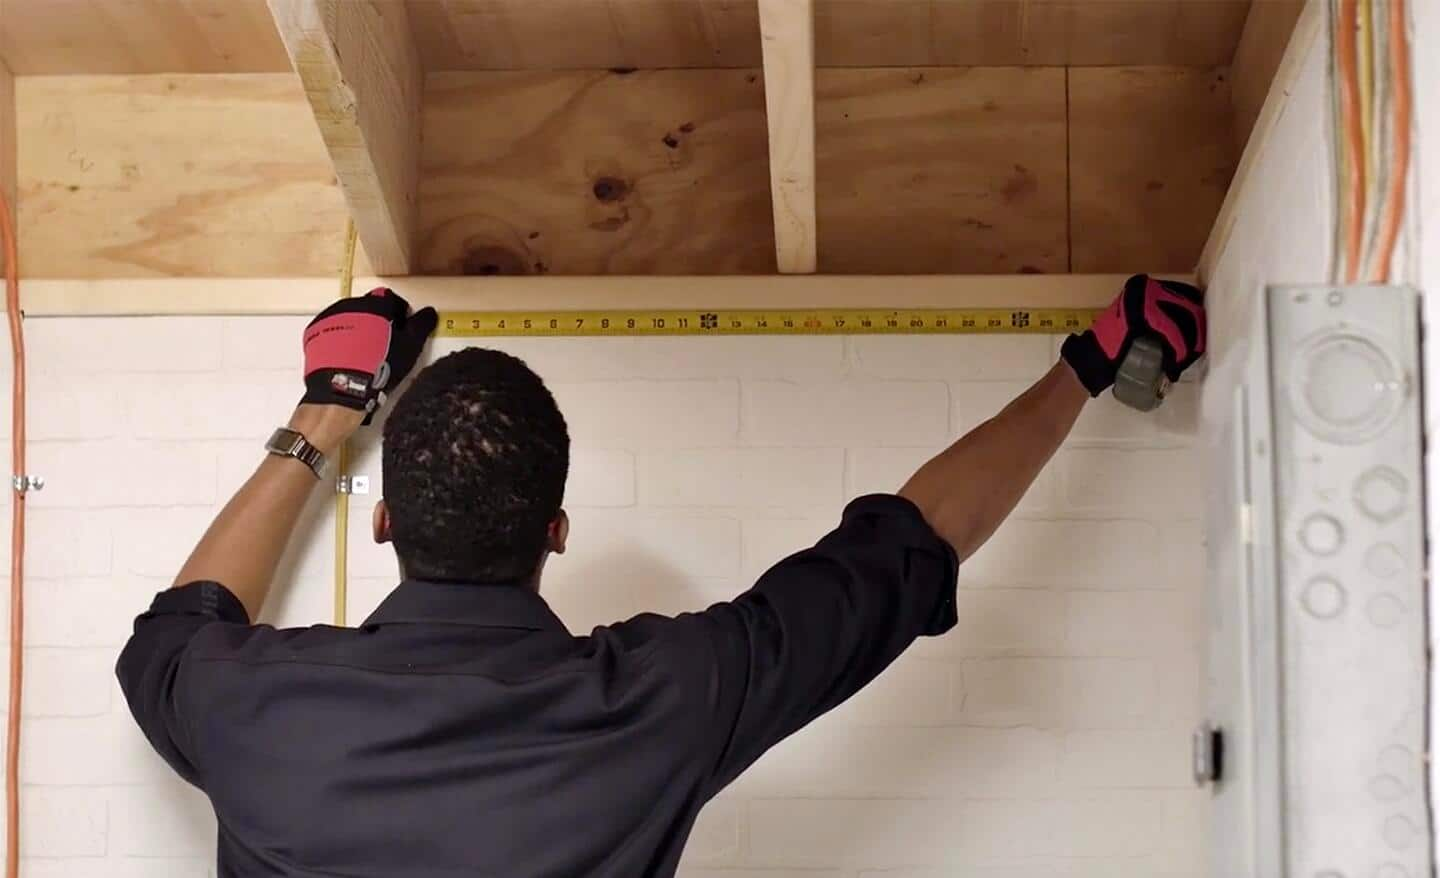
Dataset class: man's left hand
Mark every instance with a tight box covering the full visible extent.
[301,287,438,424]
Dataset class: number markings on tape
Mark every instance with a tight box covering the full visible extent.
[436,309,1098,337]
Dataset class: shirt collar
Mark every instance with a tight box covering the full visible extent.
[362,579,569,633]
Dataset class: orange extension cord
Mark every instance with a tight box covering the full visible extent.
[0,180,24,878]
[1371,0,1411,283]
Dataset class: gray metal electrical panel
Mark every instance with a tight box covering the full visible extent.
[1204,285,1430,878]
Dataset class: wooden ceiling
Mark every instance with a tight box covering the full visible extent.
[4,0,1275,281]
[17,66,1235,278]
[1,0,1254,74]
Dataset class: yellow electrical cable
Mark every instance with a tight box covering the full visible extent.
[1357,0,1374,168]
[1355,0,1377,279]
[333,220,358,627]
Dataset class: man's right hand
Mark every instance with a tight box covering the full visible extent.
[1060,274,1206,397]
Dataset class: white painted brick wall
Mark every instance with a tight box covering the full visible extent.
[3,321,1205,876]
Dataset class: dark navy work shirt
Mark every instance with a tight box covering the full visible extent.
[117,494,958,878]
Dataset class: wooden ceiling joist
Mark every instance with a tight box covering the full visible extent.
[759,0,819,274]
[268,0,421,275]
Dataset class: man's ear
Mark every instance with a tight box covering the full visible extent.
[547,509,569,555]
[373,500,393,544]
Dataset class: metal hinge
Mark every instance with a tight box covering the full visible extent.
[336,475,370,496]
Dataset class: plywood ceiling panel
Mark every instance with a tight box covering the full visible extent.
[419,70,777,275]
[816,67,1068,274]
[0,0,293,74]
[1,0,1252,73]
[1069,66,1235,272]
[15,75,371,277]
[823,0,1254,68]
[17,67,1234,278]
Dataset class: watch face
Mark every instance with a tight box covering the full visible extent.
[269,429,301,453]
[267,428,323,476]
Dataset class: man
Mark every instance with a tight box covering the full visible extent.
[118,276,1204,877]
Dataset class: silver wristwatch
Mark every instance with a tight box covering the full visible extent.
[265,427,326,479]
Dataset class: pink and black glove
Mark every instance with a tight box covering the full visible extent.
[1060,274,1206,397]
[301,287,438,423]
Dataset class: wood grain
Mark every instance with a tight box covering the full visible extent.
[2,0,1252,73]
[418,70,777,275]
[16,75,370,278]
[1011,0,1251,66]
[760,0,818,273]
[405,0,633,70]
[0,61,13,276]
[1230,0,1306,152]
[1069,67,1237,273]
[0,0,292,74]
[815,67,1069,274]
[817,0,934,67]
[832,0,1253,67]
[270,0,423,274]
[1201,0,1322,281]
[17,67,1235,279]
[698,0,765,66]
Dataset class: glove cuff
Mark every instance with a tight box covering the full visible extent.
[1060,332,1118,397]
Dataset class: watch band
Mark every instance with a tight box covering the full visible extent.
[265,427,326,479]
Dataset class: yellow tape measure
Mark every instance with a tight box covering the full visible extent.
[436,308,1099,338]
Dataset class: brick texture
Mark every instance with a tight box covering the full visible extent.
[5,320,1204,874]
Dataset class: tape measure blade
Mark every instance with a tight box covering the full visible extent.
[435,308,1100,338]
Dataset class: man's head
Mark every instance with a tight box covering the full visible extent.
[374,348,570,586]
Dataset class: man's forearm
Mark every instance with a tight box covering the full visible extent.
[172,404,362,621]
[899,361,1087,561]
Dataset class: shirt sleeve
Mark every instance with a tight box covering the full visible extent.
[671,493,958,794]
[115,580,250,787]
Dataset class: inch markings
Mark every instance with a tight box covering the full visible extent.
[437,308,1099,338]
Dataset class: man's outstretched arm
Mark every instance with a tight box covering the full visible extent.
[118,289,436,787]
[669,275,1206,793]
[169,288,436,621]
[172,404,361,621]
[899,361,1084,562]
[902,274,1205,560]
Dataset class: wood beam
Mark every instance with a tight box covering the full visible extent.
[268,0,421,275]
[759,0,817,274]
[1199,0,1323,282]
[1230,0,1308,153]
[16,274,1178,317]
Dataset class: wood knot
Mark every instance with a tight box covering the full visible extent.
[593,177,630,203]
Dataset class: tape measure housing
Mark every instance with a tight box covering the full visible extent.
[437,308,1099,338]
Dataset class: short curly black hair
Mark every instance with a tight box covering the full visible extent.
[381,348,569,583]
